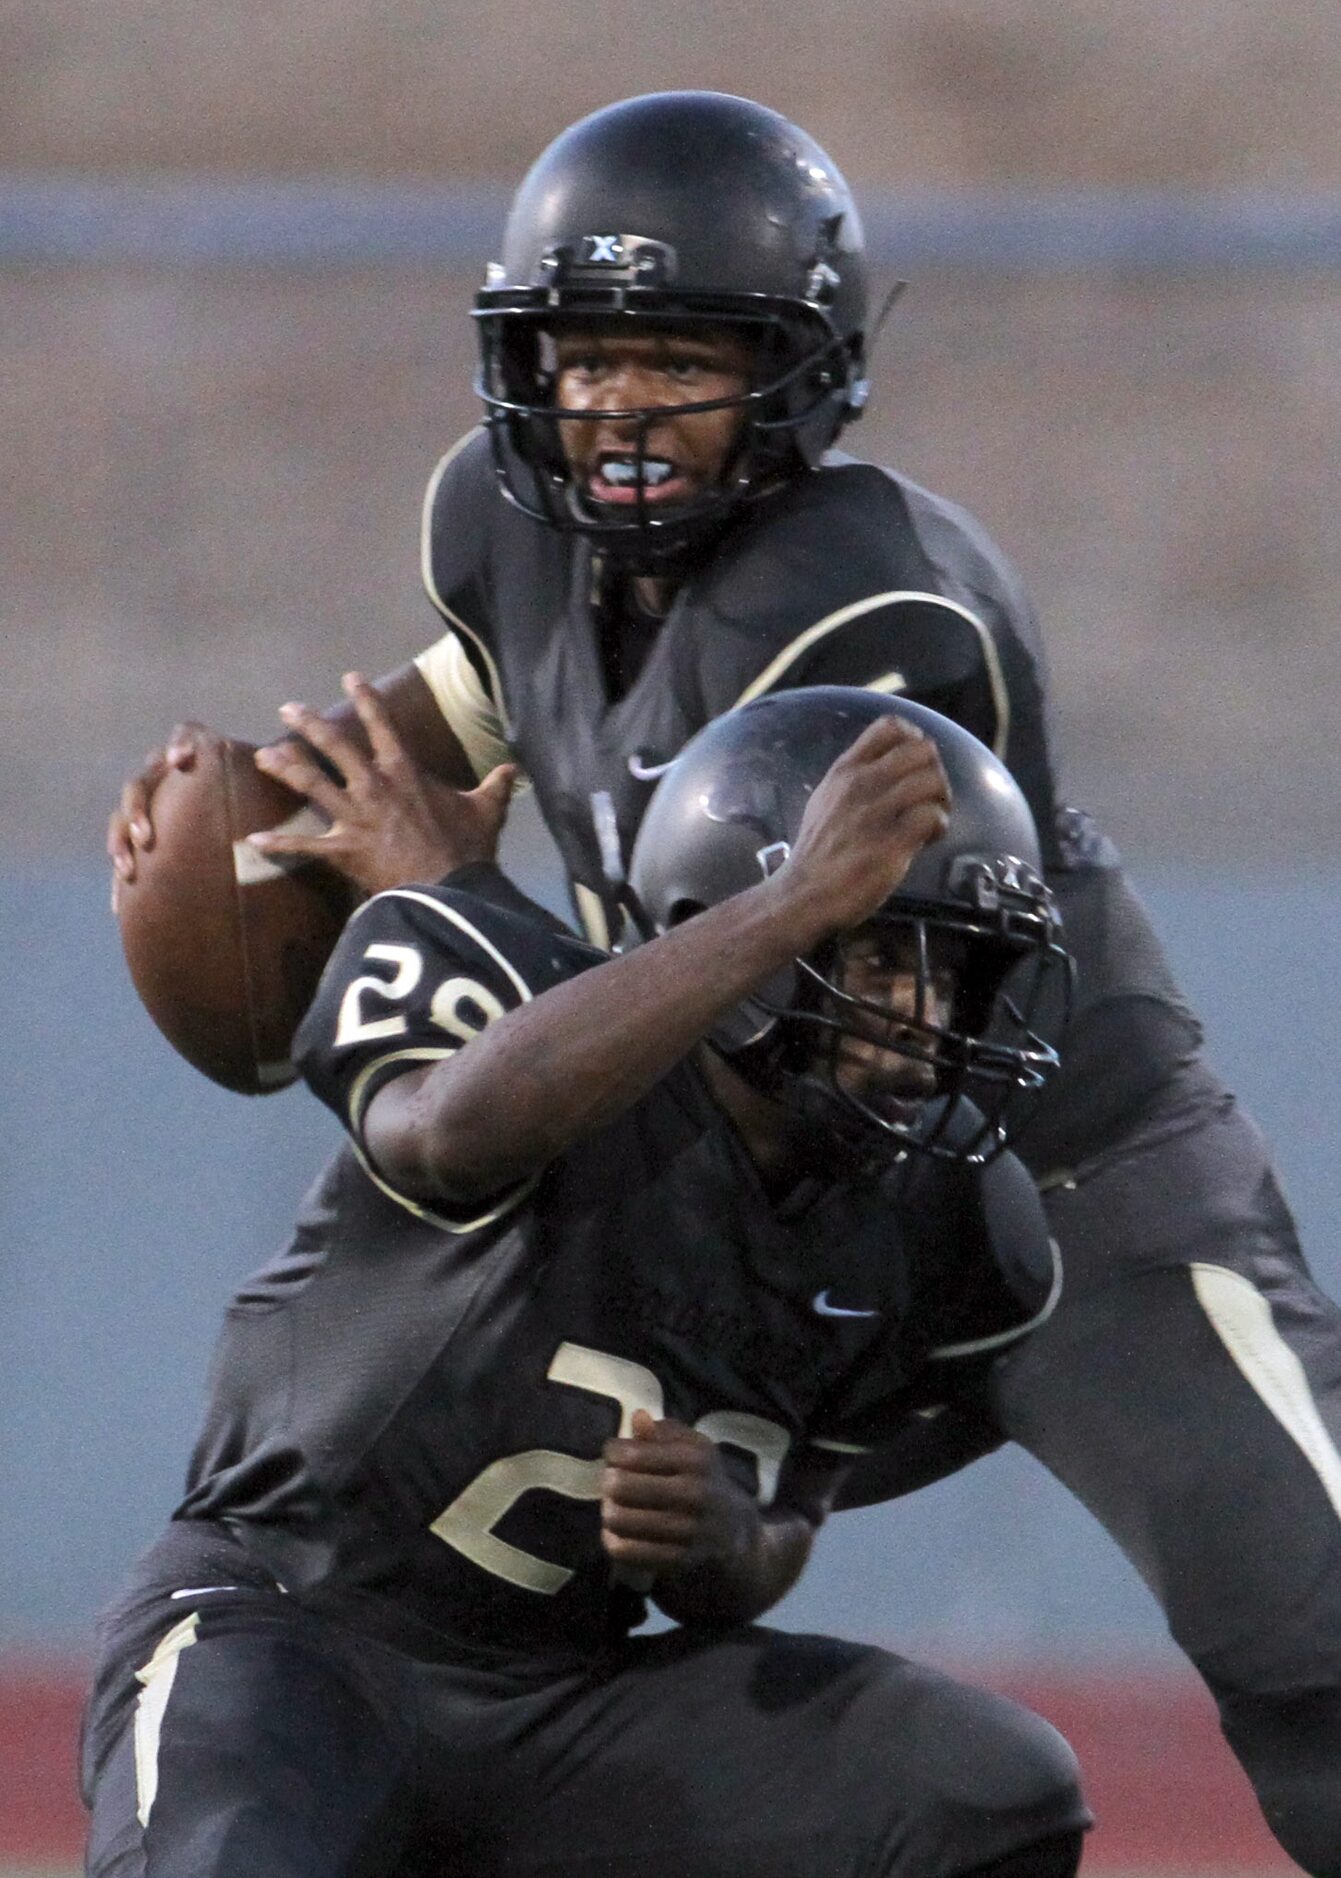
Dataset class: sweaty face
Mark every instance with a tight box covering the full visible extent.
[821,923,962,1125]
[551,326,756,510]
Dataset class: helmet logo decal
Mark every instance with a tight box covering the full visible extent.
[583,234,625,265]
[549,234,679,285]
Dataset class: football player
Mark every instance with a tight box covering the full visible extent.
[108,92,1341,1873]
[84,691,1088,1878]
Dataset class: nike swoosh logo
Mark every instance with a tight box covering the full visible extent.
[812,1289,881,1319]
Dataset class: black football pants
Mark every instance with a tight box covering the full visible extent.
[82,1570,1086,1877]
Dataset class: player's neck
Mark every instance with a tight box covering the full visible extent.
[594,571,678,701]
[696,1047,816,1202]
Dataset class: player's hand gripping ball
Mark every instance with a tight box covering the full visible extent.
[116,735,354,1093]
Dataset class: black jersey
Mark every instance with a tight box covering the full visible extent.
[178,868,1056,1658]
[417,431,1203,1173]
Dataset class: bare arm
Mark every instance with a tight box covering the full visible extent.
[362,714,950,1208]
[322,661,478,790]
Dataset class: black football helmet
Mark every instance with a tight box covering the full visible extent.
[474,91,869,572]
[628,688,1071,1167]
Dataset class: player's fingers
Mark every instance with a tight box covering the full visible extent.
[602,1469,702,1514]
[600,1530,687,1569]
[841,716,928,773]
[108,802,140,878]
[602,1435,707,1475]
[601,1504,699,1547]
[245,828,332,859]
[114,724,212,869]
[890,801,951,854]
[602,1473,701,1516]
[837,716,910,759]
[164,722,209,769]
[836,746,947,832]
[860,739,947,804]
[601,1434,698,1479]
[276,702,360,790]
[805,724,939,832]
[636,1412,700,1443]
[342,672,407,775]
[120,757,168,852]
[469,763,520,816]
[255,739,348,820]
[881,757,951,819]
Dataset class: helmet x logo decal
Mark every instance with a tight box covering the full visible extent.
[582,235,625,265]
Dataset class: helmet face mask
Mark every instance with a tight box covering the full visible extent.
[628,687,1073,1170]
[474,92,870,572]
[766,907,1068,1170]
[476,311,858,571]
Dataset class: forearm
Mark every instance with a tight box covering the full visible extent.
[367,873,825,1203]
[321,662,479,789]
[650,1507,817,1629]
[365,711,949,1202]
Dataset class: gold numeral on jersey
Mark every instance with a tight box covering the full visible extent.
[334,944,424,1047]
[693,1410,791,1509]
[428,1340,790,1594]
[428,975,507,1043]
[429,1342,661,1593]
[429,1448,604,1594]
[335,946,507,1052]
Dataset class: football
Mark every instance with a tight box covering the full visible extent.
[117,735,356,1094]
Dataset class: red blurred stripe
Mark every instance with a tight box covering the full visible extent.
[0,1659,87,1861]
[993,1672,1294,1870]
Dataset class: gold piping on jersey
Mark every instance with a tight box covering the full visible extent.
[133,1611,200,1827]
[1191,1262,1341,1524]
[928,1237,1062,1361]
[731,589,1010,761]
[419,429,513,738]
[346,1044,541,1237]
[572,882,613,952]
[352,888,536,1006]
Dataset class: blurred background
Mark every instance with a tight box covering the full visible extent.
[3,1,1339,1870]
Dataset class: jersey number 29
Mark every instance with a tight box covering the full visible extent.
[429,1341,791,1594]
